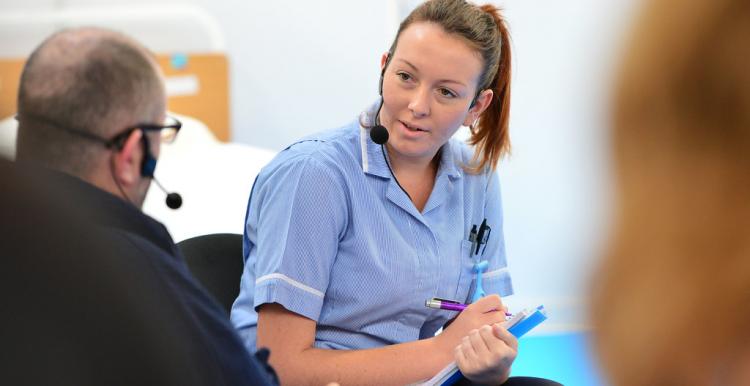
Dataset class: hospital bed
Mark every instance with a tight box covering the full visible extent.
[0,4,275,241]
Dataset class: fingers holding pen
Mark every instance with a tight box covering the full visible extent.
[473,294,504,313]
[433,294,511,354]
[471,295,509,327]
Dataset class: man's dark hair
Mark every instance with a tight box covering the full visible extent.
[16,28,165,177]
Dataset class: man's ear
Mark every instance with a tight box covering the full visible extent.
[112,130,143,188]
[463,89,494,127]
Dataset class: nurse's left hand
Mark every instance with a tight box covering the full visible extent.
[454,323,518,385]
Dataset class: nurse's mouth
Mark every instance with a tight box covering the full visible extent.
[400,120,428,132]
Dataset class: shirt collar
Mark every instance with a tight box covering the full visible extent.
[31,165,179,256]
[436,140,462,180]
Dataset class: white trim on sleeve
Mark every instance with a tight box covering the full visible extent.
[482,267,509,279]
[256,273,325,298]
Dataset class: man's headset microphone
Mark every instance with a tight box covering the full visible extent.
[139,132,182,209]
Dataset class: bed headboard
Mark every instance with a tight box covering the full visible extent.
[0,4,231,141]
[0,54,230,141]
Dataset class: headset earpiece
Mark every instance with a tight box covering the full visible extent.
[378,69,385,96]
[469,88,488,110]
[140,133,157,177]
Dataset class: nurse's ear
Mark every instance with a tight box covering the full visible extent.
[380,52,391,71]
[379,52,392,96]
[463,89,494,127]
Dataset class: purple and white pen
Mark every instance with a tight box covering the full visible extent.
[425,297,512,316]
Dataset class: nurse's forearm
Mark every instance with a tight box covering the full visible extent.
[291,338,451,385]
[256,303,453,386]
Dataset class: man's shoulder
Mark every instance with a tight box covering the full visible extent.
[96,227,277,384]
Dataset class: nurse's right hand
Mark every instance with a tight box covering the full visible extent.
[433,295,508,356]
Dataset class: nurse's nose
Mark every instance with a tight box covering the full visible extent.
[408,87,430,118]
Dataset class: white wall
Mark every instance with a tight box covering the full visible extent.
[498,0,638,331]
[0,0,642,332]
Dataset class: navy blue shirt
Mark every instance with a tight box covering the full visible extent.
[44,169,278,386]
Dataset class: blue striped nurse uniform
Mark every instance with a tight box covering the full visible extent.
[230,103,513,352]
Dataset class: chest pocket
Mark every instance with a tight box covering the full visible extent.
[453,240,477,302]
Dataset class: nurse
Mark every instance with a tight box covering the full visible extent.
[232,0,521,384]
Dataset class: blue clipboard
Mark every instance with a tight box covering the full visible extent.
[508,305,548,338]
[422,306,548,386]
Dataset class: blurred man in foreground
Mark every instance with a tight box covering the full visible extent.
[9,27,276,385]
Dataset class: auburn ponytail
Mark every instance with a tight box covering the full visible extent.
[467,5,512,173]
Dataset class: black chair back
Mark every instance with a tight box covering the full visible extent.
[177,233,244,315]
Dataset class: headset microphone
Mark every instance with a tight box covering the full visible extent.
[141,134,182,210]
[152,177,183,209]
[370,124,389,145]
[370,52,393,146]
[166,192,182,210]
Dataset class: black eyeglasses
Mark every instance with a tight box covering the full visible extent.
[106,116,182,149]
[17,113,182,150]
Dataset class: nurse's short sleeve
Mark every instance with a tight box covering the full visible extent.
[251,155,348,321]
[481,172,513,297]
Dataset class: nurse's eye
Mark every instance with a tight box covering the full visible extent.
[396,72,413,82]
[438,87,458,98]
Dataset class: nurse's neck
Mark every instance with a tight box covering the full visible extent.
[386,145,440,178]
[386,145,440,212]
